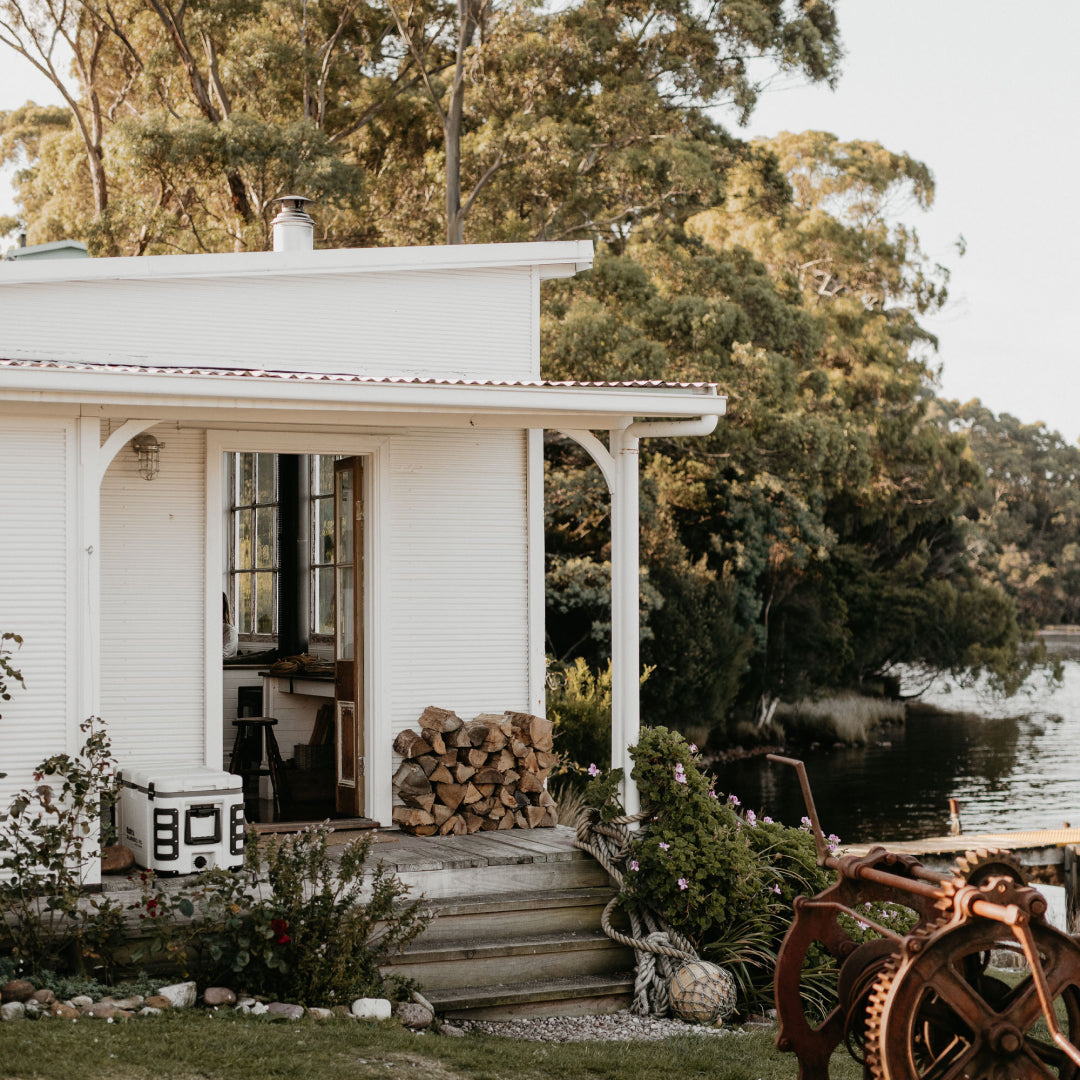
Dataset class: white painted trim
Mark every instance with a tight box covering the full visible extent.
[555,429,617,492]
[74,419,101,737]
[0,240,595,286]
[0,367,727,424]
[205,430,392,823]
[94,419,162,487]
[526,428,546,716]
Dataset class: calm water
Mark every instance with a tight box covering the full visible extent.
[711,657,1080,844]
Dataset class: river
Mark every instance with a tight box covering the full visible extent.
[711,652,1080,845]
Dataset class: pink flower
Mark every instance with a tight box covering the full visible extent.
[659,841,670,851]
[800,816,812,830]
[689,743,697,753]
[587,763,601,778]
[746,809,757,827]
[708,790,718,799]
[771,883,781,895]
[763,816,773,824]
[629,860,639,871]
[728,794,740,807]
[674,763,687,784]
[677,878,689,891]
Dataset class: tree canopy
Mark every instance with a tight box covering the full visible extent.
[1,1,1051,742]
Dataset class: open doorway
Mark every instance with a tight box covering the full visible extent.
[221,450,369,824]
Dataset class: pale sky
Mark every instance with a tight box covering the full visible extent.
[2,2,1078,442]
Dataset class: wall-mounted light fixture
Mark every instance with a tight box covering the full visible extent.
[131,433,163,481]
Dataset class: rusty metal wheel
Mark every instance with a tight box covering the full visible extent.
[866,918,1080,1080]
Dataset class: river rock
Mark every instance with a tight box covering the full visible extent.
[109,996,144,1010]
[83,1003,132,1021]
[32,989,56,1005]
[250,1002,269,1015]
[1,980,35,1004]
[331,1005,353,1018]
[155,982,197,1009]
[70,995,93,1008]
[396,1002,434,1030]
[439,1022,466,1037]
[267,1002,305,1021]
[138,1007,163,1017]
[351,998,392,1020]
[0,1002,26,1022]
[306,1007,333,1020]
[143,995,173,1010]
[204,987,236,1007]
[51,1003,79,1019]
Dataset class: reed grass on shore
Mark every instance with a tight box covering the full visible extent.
[776,693,905,745]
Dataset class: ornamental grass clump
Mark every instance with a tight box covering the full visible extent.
[611,727,834,1006]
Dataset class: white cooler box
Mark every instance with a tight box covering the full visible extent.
[117,767,245,875]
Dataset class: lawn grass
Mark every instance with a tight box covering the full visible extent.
[0,1013,864,1080]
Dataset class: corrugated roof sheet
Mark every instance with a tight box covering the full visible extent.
[0,358,719,393]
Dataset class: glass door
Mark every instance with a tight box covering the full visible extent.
[333,457,364,815]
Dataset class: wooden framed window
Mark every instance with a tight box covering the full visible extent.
[310,454,336,641]
[230,452,278,641]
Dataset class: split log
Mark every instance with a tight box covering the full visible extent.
[392,761,431,797]
[461,782,483,805]
[439,813,465,836]
[497,813,515,830]
[473,783,495,797]
[400,792,436,813]
[525,805,548,829]
[507,712,554,752]
[472,796,494,815]
[421,729,446,756]
[436,782,468,812]
[538,790,556,808]
[535,751,560,771]
[463,812,485,834]
[466,722,507,754]
[510,738,529,759]
[428,764,454,785]
[432,803,454,826]
[418,706,463,733]
[517,770,543,795]
[494,748,517,772]
[416,754,439,778]
[412,824,438,836]
[480,817,502,831]
[393,729,432,759]
[393,806,435,828]
[466,748,488,768]
[472,767,504,786]
[498,787,518,808]
[514,810,529,829]
[446,727,474,749]
[453,763,477,784]
[518,750,538,774]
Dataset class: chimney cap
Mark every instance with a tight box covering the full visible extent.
[270,194,315,252]
[273,194,314,212]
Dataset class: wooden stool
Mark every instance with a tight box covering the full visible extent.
[229,717,291,816]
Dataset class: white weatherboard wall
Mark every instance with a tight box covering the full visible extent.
[100,424,206,767]
[387,427,530,792]
[0,268,537,380]
[0,415,74,803]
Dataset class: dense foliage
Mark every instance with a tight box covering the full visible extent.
[1,2,1049,739]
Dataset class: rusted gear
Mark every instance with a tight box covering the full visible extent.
[865,915,1080,1080]
[953,847,1026,888]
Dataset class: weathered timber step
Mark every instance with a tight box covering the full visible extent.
[424,974,635,1021]
[383,929,634,990]
[415,886,619,945]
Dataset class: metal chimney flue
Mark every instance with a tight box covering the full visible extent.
[271,195,314,252]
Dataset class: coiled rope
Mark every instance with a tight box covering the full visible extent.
[574,806,699,1016]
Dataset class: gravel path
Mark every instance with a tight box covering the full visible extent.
[459,1010,738,1042]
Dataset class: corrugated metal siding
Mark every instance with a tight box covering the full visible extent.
[387,429,530,761]
[0,269,537,380]
[100,425,206,767]
[0,417,71,804]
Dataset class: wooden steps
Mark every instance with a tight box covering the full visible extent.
[424,974,636,1020]
[375,827,634,1018]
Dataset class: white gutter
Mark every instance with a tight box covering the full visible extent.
[626,414,720,440]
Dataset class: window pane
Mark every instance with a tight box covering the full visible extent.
[237,575,253,635]
[256,572,275,634]
[256,453,275,504]
[337,565,354,660]
[336,467,353,560]
[256,507,275,569]
[314,455,334,496]
[316,567,335,635]
[237,509,253,570]
[237,453,254,506]
[317,497,334,565]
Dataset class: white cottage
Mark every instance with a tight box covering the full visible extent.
[0,207,725,877]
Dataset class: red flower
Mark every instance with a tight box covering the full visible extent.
[145,898,158,911]
[271,918,291,945]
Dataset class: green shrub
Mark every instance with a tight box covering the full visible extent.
[0,716,126,978]
[135,824,430,1005]
[584,727,835,1007]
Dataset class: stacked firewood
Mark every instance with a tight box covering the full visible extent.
[391,706,559,835]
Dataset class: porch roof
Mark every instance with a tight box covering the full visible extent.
[0,358,727,428]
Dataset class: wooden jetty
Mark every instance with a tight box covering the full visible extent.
[843,827,1080,905]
